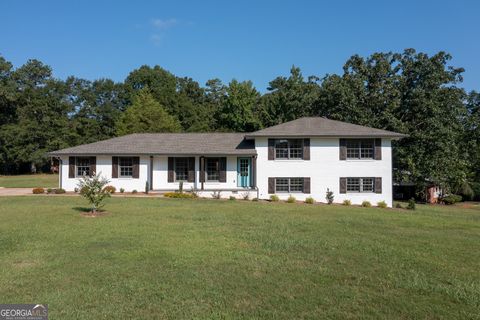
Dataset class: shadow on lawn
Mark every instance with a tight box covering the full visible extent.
[72,207,108,215]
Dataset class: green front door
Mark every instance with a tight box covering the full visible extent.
[237,157,251,187]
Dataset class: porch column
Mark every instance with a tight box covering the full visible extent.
[149,156,153,190]
[199,156,205,190]
[252,155,257,188]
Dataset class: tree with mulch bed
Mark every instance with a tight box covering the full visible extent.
[77,173,111,216]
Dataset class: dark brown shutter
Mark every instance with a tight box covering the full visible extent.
[374,138,382,160]
[69,156,75,178]
[375,177,382,193]
[188,157,195,182]
[339,177,347,194]
[112,157,118,178]
[89,157,96,176]
[132,157,140,178]
[303,177,311,193]
[219,157,227,183]
[199,157,205,183]
[303,139,310,160]
[168,157,174,182]
[268,139,275,160]
[339,139,347,160]
[268,177,275,194]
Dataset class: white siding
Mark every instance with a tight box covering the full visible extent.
[60,155,150,192]
[151,156,241,190]
[254,137,393,207]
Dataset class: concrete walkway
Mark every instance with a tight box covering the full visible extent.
[0,187,37,196]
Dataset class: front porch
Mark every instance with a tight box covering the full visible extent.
[149,155,257,195]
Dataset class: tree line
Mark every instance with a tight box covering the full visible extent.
[0,49,478,199]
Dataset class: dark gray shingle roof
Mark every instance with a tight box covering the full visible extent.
[245,117,406,138]
[49,133,255,156]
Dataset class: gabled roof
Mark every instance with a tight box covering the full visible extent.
[245,117,406,138]
[49,133,255,156]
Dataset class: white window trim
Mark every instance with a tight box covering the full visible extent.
[346,177,375,193]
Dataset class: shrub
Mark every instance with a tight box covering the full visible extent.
[407,198,416,210]
[270,194,279,202]
[229,196,236,201]
[164,192,194,199]
[211,191,221,199]
[305,197,315,204]
[286,195,296,203]
[325,188,334,204]
[54,188,66,194]
[395,202,403,209]
[77,173,111,214]
[241,192,250,200]
[103,186,116,194]
[457,181,474,201]
[343,199,351,206]
[441,194,462,205]
[46,188,53,194]
[74,187,79,193]
[361,201,371,208]
[119,188,125,193]
[178,181,183,193]
[32,187,44,194]
[190,187,198,198]
[132,189,138,194]
[377,201,387,208]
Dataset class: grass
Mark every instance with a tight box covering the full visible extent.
[0,197,479,319]
[0,174,58,188]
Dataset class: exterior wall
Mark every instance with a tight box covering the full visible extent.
[255,137,393,207]
[151,156,244,191]
[60,155,150,192]
[60,155,253,195]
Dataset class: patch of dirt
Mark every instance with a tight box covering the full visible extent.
[80,211,110,218]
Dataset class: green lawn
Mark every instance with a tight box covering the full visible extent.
[0,197,478,319]
[0,174,58,188]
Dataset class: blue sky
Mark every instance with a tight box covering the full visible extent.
[1,0,479,92]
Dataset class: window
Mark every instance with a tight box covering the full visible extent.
[275,139,303,159]
[76,157,90,177]
[206,158,219,181]
[239,158,249,177]
[275,178,304,193]
[174,158,189,182]
[119,157,133,177]
[347,177,375,192]
[346,139,374,159]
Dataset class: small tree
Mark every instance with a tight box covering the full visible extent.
[77,173,111,214]
[326,188,334,204]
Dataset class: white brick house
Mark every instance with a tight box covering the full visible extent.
[50,117,405,207]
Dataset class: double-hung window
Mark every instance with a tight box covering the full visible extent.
[76,157,90,177]
[275,178,304,193]
[119,157,133,178]
[346,177,374,192]
[174,158,189,182]
[275,139,303,159]
[206,158,220,181]
[346,139,374,159]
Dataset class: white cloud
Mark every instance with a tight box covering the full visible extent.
[151,18,177,29]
